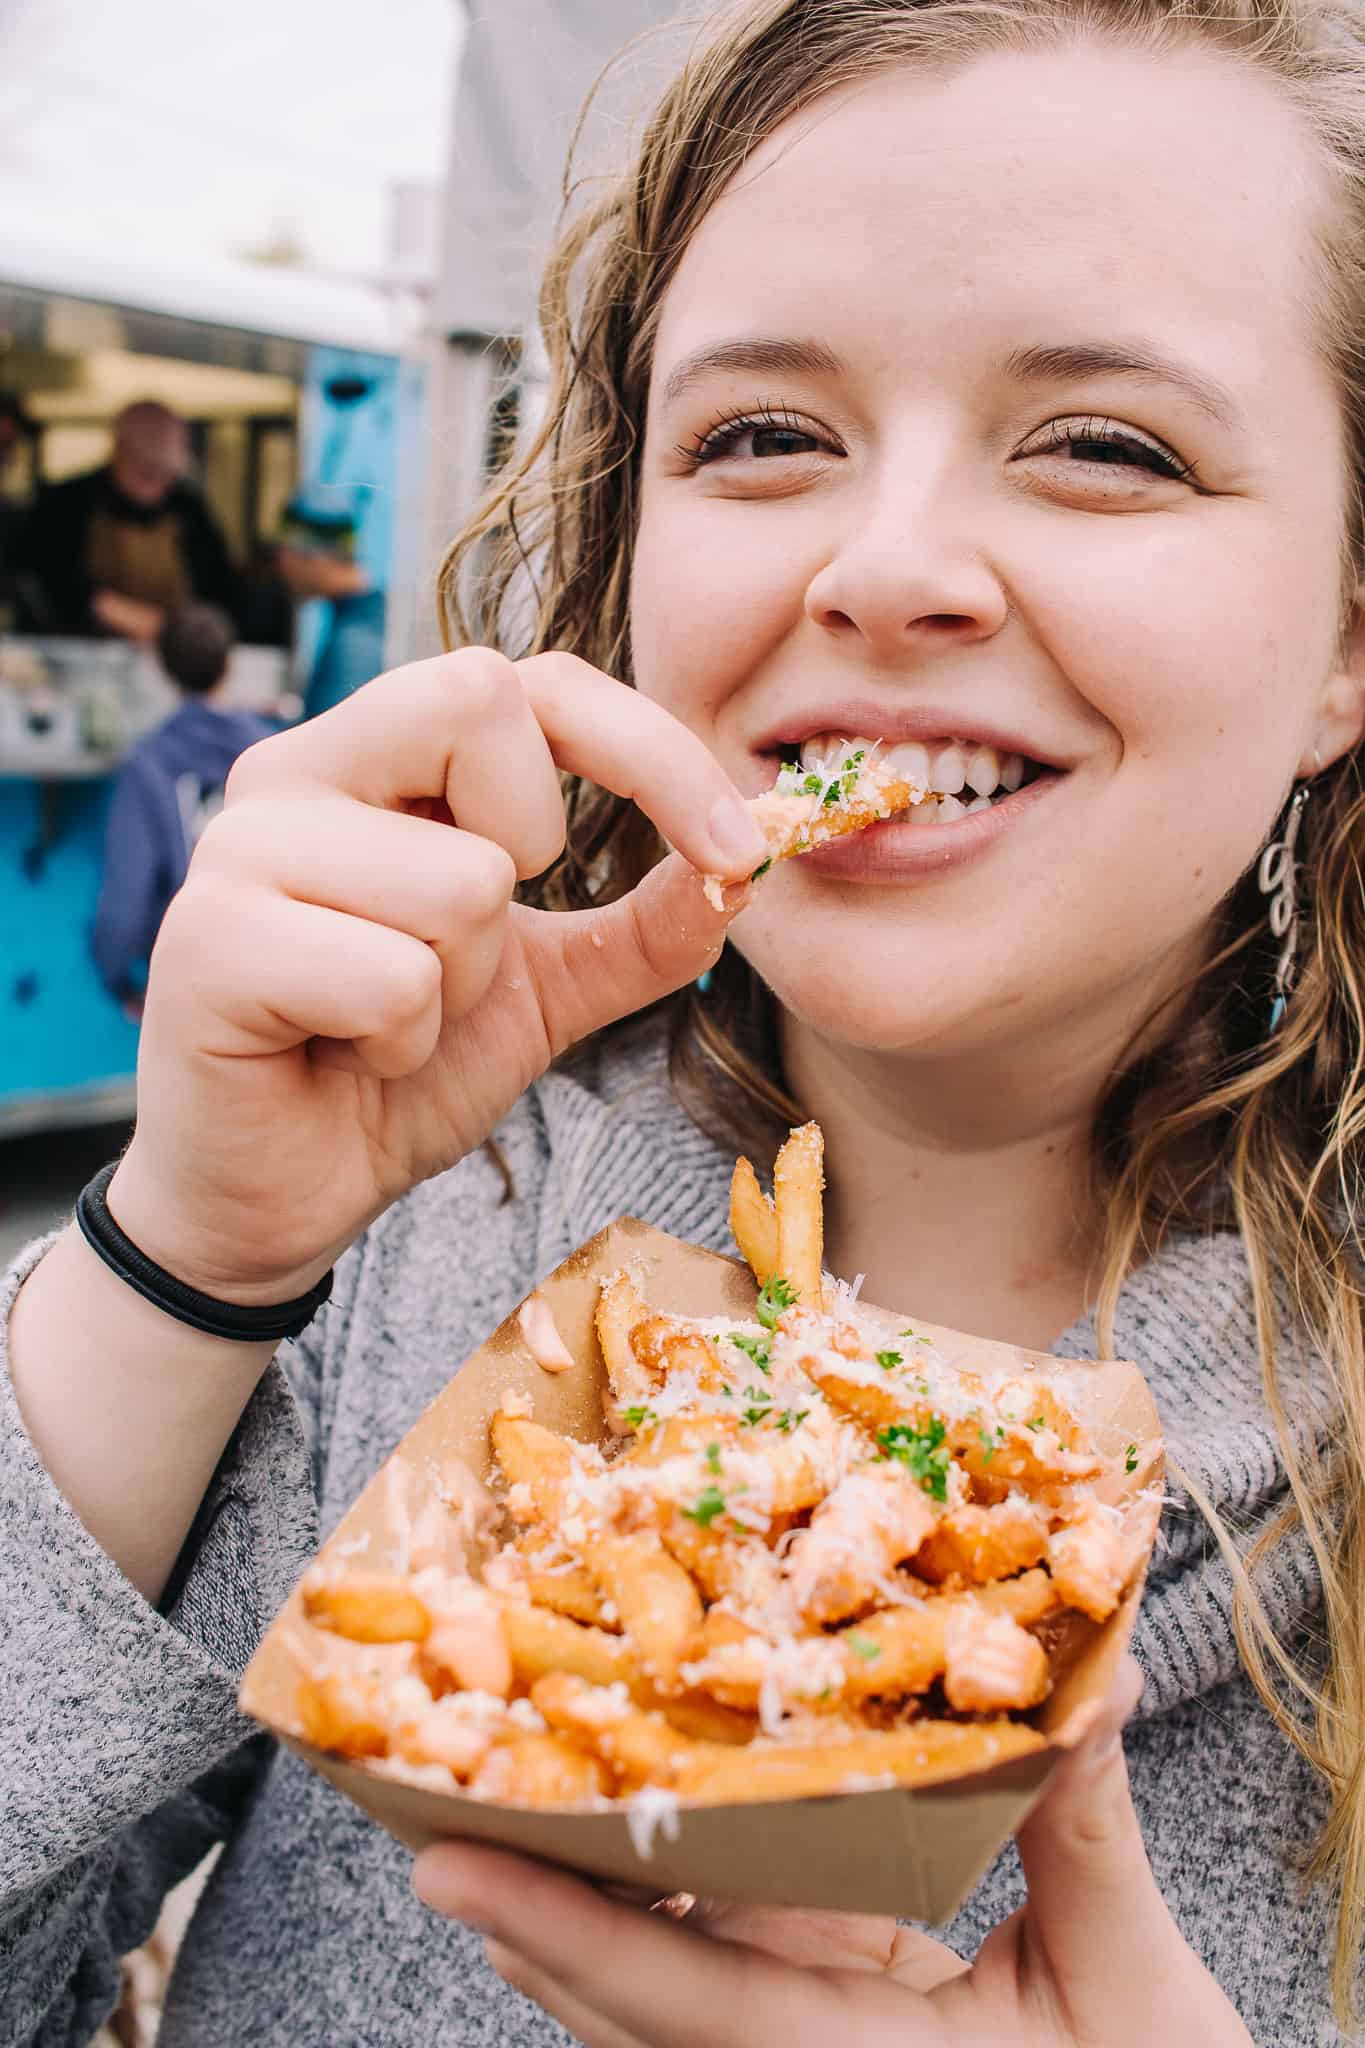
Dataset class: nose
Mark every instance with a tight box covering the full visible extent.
[803,465,1008,657]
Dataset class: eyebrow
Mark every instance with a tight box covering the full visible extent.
[661,336,845,406]
[1003,341,1241,430]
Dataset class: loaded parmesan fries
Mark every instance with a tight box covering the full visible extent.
[289,1124,1159,1812]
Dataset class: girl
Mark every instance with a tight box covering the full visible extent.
[4,0,1364,2041]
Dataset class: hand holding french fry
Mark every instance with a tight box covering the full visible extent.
[102,649,766,1305]
[411,1656,1254,2048]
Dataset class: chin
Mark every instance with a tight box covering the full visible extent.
[729,912,985,1056]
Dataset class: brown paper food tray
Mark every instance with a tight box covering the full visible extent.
[240,1218,1163,1924]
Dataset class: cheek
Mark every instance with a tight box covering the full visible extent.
[630,494,812,729]
[1035,514,1316,754]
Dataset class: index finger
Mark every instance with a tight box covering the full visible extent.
[412,1842,915,2048]
[232,649,767,882]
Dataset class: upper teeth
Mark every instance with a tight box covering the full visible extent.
[799,734,1027,801]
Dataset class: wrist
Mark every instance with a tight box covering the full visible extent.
[106,1145,335,1308]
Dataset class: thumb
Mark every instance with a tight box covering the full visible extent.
[1015,1656,1177,1968]
[522,852,751,1053]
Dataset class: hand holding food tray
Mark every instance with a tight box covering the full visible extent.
[239,1123,1163,1922]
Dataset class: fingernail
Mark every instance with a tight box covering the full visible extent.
[719,880,753,916]
[707,796,766,874]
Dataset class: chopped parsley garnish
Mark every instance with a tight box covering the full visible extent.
[845,1631,882,1663]
[876,1349,903,1372]
[729,1331,771,1373]
[978,1425,1005,1466]
[741,1404,772,1427]
[1024,1416,1046,1433]
[704,1441,723,1475]
[756,1274,799,1329]
[802,772,823,795]
[821,780,843,807]
[776,1407,810,1433]
[750,857,773,879]
[877,1415,952,1502]
[1125,1443,1139,1473]
[682,1486,728,1527]
[621,1404,657,1431]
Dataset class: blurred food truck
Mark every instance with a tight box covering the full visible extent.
[0,224,424,1134]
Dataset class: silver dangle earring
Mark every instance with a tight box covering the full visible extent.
[1257,784,1311,1031]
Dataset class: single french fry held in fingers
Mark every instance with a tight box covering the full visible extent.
[699,740,930,908]
[730,1156,779,1284]
[272,1118,1158,1841]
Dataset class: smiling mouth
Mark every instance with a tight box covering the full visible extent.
[773,733,1048,822]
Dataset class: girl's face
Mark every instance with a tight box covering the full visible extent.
[631,40,1365,1061]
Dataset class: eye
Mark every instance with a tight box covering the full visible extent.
[678,404,832,467]
[1018,415,1195,483]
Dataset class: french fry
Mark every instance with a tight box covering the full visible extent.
[533,1670,756,1754]
[668,1717,1045,1803]
[513,1538,619,1629]
[628,1315,733,1396]
[802,1356,1096,1500]
[295,1672,392,1757]
[595,1271,656,1407]
[420,1592,513,1699]
[391,1703,496,1778]
[619,1414,741,1470]
[773,1121,824,1307]
[730,1156,779,1284]
[470,1732,610,1805]
[1047,1498,1128,1621]
[659,1509,785,1607]
[500,1600,638,1690]
[786,1465,937,1623]
[914,1499,1050,1586]
[490,1414,584,1520]
[581,1530,704,1693]
[301,1571,431,1645]
[655,1689,758,1746]
[942,1606,1050,1713]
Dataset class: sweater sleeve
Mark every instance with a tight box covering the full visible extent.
[0,1233,338,2046]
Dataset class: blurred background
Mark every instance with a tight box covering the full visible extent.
[0,4,693,2037]
[0,0,688,1276]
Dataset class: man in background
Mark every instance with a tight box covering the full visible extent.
[0,391,35,629]
[12,400,241,640]
[91,604,273,1011]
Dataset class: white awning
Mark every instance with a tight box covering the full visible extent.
[438,0,691,337]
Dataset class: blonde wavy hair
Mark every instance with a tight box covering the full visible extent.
[441,0,1365,2019]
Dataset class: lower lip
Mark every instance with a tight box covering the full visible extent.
[793,772,1064,882]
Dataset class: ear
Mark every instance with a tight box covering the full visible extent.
[1304,587,1365,774]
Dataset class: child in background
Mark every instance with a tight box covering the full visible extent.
[91,604,274,1012]
[6,0,1365,2043]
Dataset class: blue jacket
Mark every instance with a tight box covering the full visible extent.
[91,701,274,1002]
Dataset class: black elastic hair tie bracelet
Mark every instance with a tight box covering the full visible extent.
[75,1160,333,1343]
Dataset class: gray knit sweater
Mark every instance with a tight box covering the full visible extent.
[0,1029,1348,2046]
